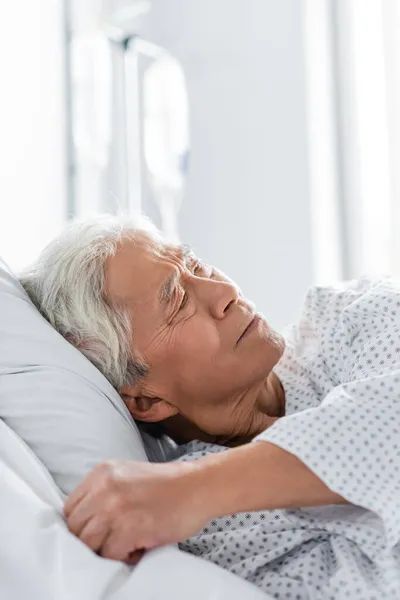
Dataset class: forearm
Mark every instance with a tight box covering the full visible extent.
[192,440,347,521]
[64,440,348,559]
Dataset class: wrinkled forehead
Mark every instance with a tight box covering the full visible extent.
[124,228,182,258]
[103,230,181,306]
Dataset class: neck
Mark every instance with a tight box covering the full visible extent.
[254,371,285,417]
[220,372,286,447]
[159,373,286,449]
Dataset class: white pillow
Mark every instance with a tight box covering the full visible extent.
[0,259,155,494]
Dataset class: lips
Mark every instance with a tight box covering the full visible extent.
[236,314,258,344]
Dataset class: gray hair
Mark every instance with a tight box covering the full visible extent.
[18,213,159,389]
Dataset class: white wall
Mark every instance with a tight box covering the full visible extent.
[0,0,67,271]
[0,0,314,326]
[141,0,314,329]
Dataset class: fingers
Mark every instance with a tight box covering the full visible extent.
[62,461,170,563]
[64,462,114,518]
[99,527,138,561]
[64,484,87,518]
[79,516,109,553]
[71,512,144,562]
[66,490,102,537]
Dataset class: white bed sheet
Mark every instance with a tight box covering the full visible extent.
[0,419,269,600]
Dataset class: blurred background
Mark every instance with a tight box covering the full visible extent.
[0,0,399,329]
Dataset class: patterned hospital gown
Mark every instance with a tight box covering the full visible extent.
[172,278,400,599]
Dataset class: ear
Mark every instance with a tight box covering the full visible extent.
[119,385,178,423]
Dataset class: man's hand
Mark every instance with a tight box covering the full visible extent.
[64,460,209,562]
[64,442,346,563]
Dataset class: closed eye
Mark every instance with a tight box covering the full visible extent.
[174,257,213,314]
[178,291,189,311]
[193,260,204,274]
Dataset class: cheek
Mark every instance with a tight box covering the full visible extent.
[148,318,221,385]
[178,318,220,360]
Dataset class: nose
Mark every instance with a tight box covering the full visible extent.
[191,276,240,319]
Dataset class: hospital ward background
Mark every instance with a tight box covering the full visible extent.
[1,1,400,599]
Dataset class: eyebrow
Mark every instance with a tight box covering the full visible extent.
[181,244,194,261]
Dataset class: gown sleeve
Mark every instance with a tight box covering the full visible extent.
[254,278,400,548]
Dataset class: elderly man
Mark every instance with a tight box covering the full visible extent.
[20,214,400,598]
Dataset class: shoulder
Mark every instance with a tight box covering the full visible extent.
[301,277,396,322]
[283,277,399,356]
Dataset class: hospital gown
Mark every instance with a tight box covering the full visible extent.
[173,278,400,599]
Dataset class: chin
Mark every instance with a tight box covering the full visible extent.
[242,329,284,386]
[260,315,285,361]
